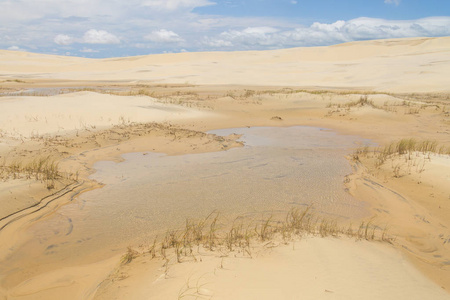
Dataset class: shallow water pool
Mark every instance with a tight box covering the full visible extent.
[2,126,371,286]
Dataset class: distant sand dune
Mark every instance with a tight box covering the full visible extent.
[1,37,449,92]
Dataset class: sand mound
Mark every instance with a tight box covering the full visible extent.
[0,91,212,139]
[93,237,450,300]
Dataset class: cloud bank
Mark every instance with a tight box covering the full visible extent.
[53,30,120,46]
[205,17,450,50]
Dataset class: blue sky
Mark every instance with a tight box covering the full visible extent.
[196,0,449,21]
[0,0,449,58]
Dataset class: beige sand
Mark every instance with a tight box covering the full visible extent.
[0,37,449,299]
[93,237,449,300]
[0,91,214,138]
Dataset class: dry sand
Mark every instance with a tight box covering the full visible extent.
[0,37,449,299]
[0,91,213,138]
[93,237,449,300]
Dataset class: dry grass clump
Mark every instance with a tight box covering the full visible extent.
[326,95,375,109]
[352,138,449,179]
[177,274,212,299]
[122,246,139,264]
[344,95,375,108]
[324,93,449,116]
[325,95,386,117]
[374,138,449,166]
[0,156,62,189]
[122,207,393,266]
[354,138,449,166]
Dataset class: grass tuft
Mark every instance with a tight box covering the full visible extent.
[0,156,62,189]
[124,207,393,270]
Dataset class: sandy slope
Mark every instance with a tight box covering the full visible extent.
[0,91,214,138]
[93,237,449,300]
[1,37,450,92]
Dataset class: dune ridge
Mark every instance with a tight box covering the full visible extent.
[1,36,449,92]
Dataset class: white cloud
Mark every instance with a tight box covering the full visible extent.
[290,1,297,4]
[80,47,99,53]
[202,37,233,48]
[82,29,120,44]
[141,0,215,11]
[217,27,280,47]
[53,31,120,46]
[54,34,74,45]
[242,27,279,35]
[144,29,184,43]
[385,0,401,5]
[7,45,25,51]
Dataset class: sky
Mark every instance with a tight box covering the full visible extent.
[0,0,449,58]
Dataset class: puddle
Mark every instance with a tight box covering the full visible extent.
[1,126,372,286]
[0,86,125,97]
[77,127,371,241]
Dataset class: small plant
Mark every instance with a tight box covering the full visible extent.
[121,246,138,264]
[149,237,157,258]
[225,91,235,98]
[243,89,255,98]
[393,164,402,178]
[177,275,212,299]
[257,214,274,241]
[381,225,394,244]
[357,221,365,240]
[207,213,219,250]
[345,95,375,108]
[0,156,62,188]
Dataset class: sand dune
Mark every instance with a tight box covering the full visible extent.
[0,91,213,138]
[1,37,449,92]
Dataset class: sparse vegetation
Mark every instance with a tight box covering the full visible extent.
[0,156,62,189]
[353,138,450,179]
[123,207,393,273]
[326,95,382,117]
[344,95,375,108]
[373,138,448,167]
